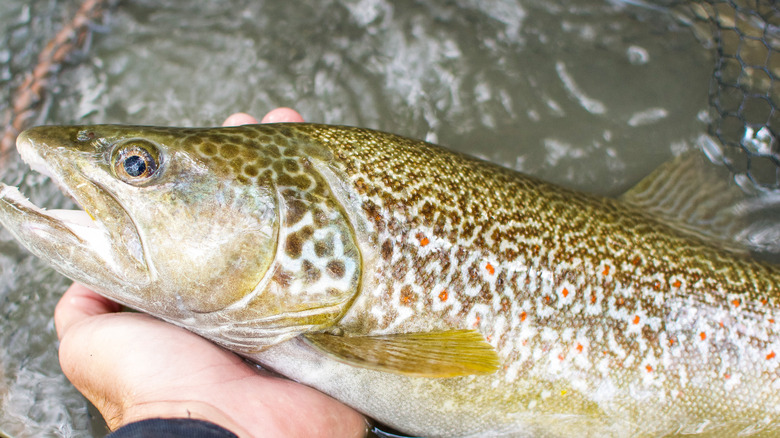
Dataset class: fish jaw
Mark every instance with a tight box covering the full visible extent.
[0,183,145,293]
[0,129,151,305]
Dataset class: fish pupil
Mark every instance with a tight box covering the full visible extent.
[124,155,147,177]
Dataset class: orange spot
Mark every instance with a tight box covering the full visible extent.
[668,338,675,346]
[520,311,527,322]
[438,290,448,302]
[652,281,661,290]
[591,294,597,304]
[401,295,411,304]
[486,335,492,342]
[632,315,640,325]
[724,373,731,379]
[762,299,769,305]
[419,237,430,246]
[562,288,569,298]
[700,332,707,341]
[770,319,776,324]
[473,315,481,327]
[558,353,565,361]
[617,298,624,305]
[646,365,653,372]
[522,339,528,346]
[732,299,740,307]
[544,295,551,304]
[576,343,583,353]
[719,321,724,328]
[485,263,495,275]
[673,280,682,288]
[767,351,776,360]
[602,265,610,276]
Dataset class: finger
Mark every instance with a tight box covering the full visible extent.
[260,107,304,123]
[222,112,259,127]
[54,282,122,340]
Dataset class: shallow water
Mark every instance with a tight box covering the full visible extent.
[0,0,716,436]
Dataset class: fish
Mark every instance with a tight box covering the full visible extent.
[0,123,779,437]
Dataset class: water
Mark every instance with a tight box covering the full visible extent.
[0,0,713,435]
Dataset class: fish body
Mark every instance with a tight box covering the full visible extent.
[1,124,779,437]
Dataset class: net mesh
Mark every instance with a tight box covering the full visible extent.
[672,0,779,189]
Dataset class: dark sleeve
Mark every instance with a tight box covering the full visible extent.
[107,418,238,438]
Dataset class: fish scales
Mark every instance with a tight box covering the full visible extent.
[277,124,780,435]
[1,123,779,437]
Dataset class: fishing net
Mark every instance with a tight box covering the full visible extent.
[669,0,779,189]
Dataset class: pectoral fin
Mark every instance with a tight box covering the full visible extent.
[303,329,501,378]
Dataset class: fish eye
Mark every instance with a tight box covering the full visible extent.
[112,140,160,184]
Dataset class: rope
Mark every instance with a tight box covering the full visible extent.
[1,0,110,158]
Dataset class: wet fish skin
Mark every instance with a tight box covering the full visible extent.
[1,123,779,437]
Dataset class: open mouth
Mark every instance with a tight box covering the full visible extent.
[0,130,147,276]
[0,183,103,245]
[1,182,92,231]
[4,133,105,246]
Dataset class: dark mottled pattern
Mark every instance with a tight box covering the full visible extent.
[271,124,780,435]
[175,126,361,331]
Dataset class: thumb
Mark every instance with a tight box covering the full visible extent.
[54,283,122,341]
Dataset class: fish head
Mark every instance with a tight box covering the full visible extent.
[0,125,360,350]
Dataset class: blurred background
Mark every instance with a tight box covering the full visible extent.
[0,0,776,436]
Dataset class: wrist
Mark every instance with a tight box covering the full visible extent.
[117,400,250,437]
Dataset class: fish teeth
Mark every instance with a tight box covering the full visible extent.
[0,184,37,210]
[0,182,96,237]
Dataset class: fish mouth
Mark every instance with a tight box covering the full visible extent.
[0,183,105,247]
[12,133,102,243]
[0,129,149,293]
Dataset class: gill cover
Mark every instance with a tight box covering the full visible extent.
[212,125,363,352]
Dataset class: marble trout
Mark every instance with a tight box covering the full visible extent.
[0,123,778,437]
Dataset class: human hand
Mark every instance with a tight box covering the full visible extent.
[54,109,367,438]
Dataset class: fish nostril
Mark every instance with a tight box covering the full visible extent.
[77,130,96,142]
